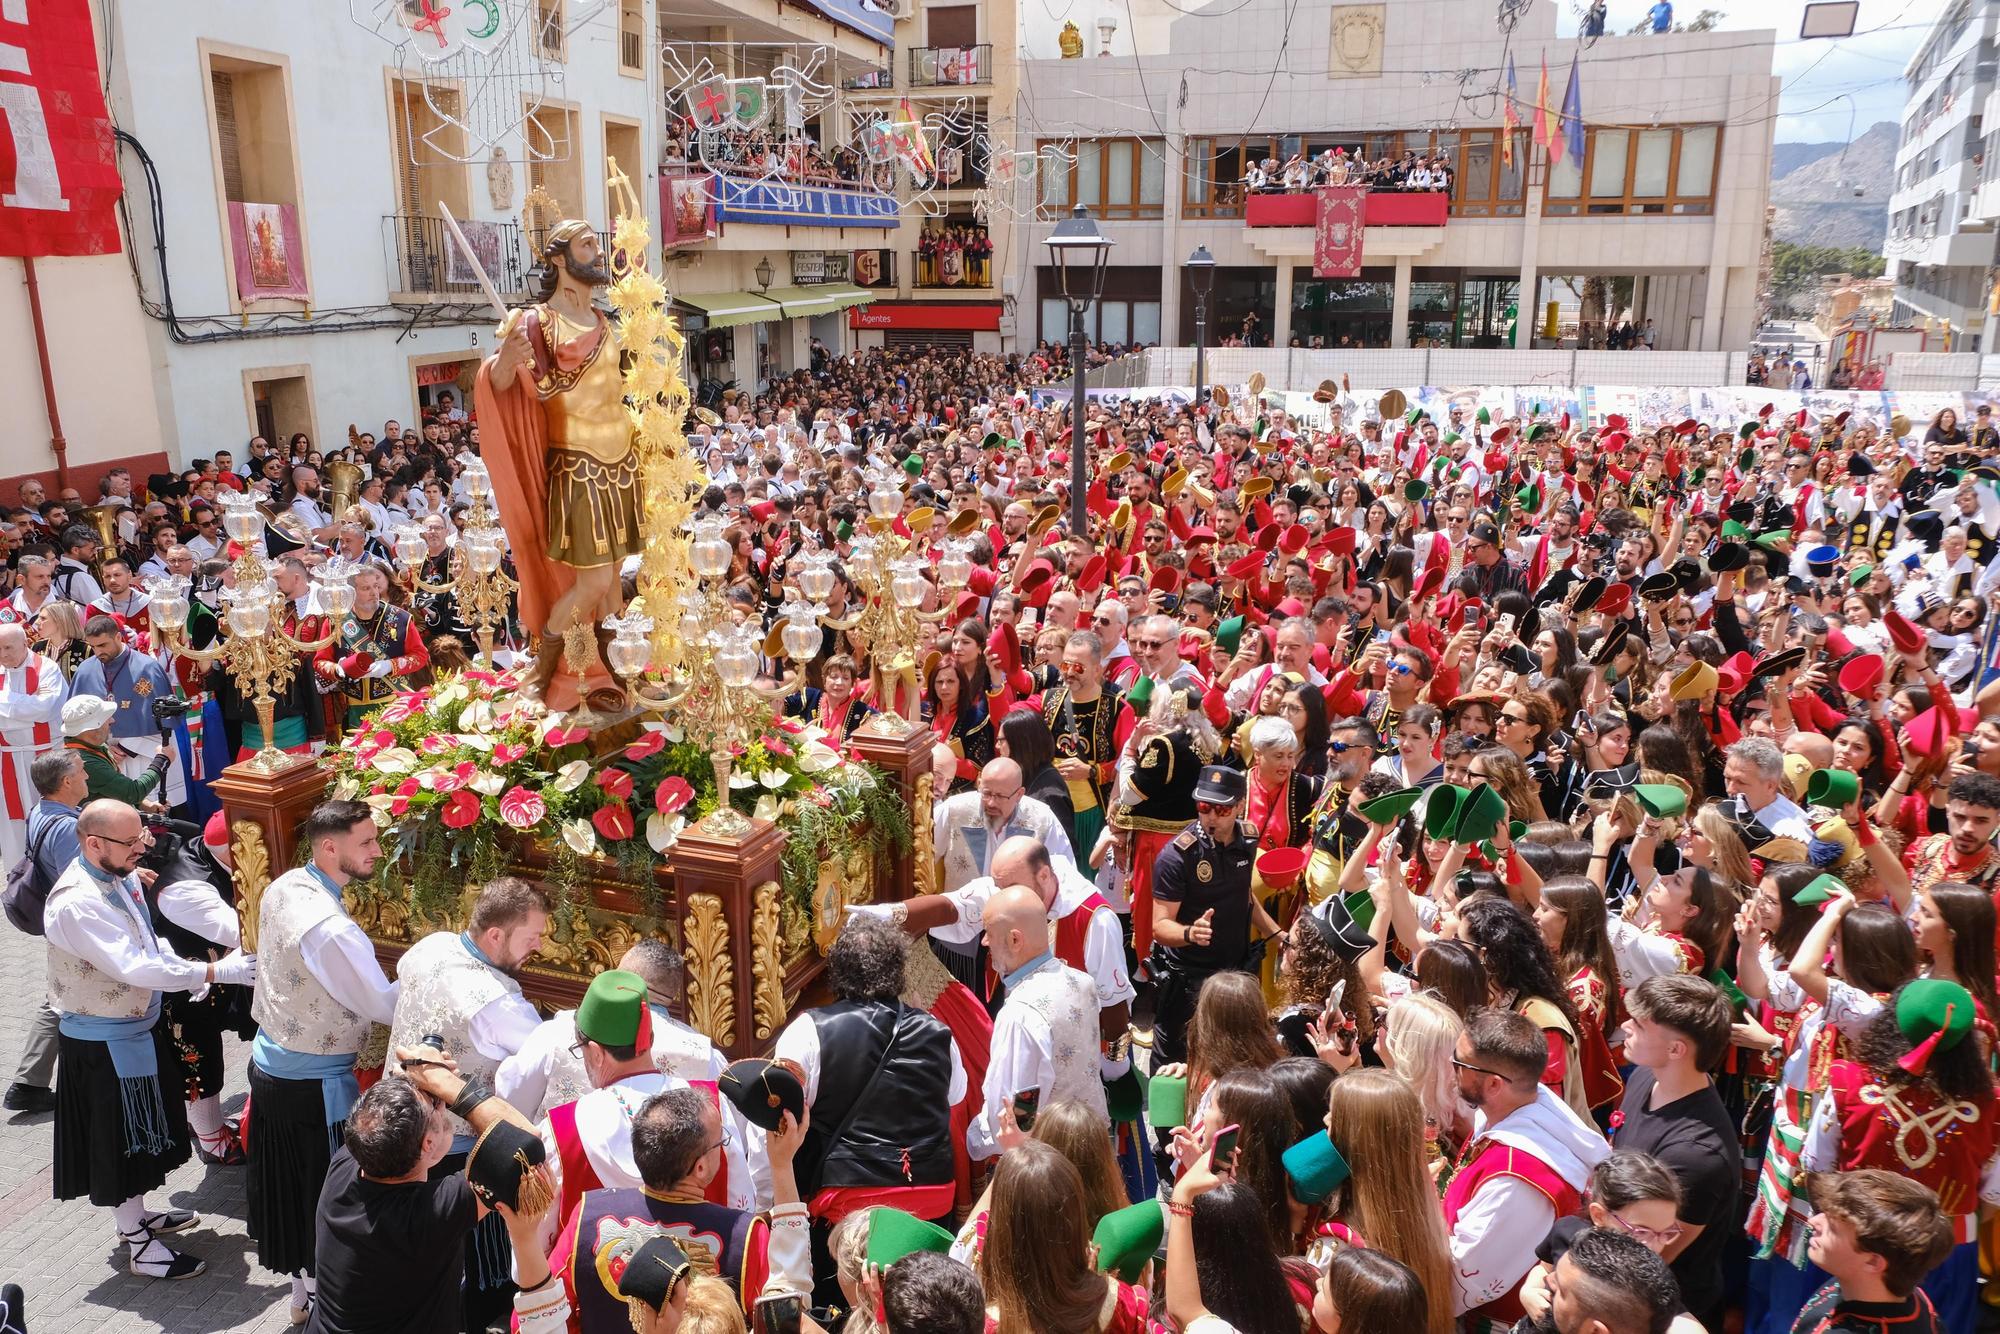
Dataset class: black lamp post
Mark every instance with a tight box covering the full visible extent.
[1187,245,1216,409]
[1045,205,1113,536]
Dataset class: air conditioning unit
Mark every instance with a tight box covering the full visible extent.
[888,0,915,22]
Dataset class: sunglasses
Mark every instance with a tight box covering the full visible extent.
[1132,637,1168,649]
[1451,1055,1505,1079]
[1194,800,1238,814]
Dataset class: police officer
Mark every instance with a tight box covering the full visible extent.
[1147,764,1281,1064]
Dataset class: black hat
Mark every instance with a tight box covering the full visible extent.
[617,1235,694,1313]
[719,1058,807,1132]
[1305,896,1379,964]
[1571,576,1608,613]
[1905,511,1945,547]
[1751,645,1807,679]
[1726,500,1757,525]
[1847,452,1876,478]
[1582,529,1614,549]
[1583,761,1641,798]
[1498,641,1534,675]
[1589,621,1630,666]
[1637,571,1678,602]
[1670,559,1703,593]
[1715,792,1778,847]
[465,1118,552,1212]
[1469,521,1503,548]
[263,521,306,559]
[1192,764,1247,805]
[1707,542,1749,573]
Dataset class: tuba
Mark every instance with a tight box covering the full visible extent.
[80,502,123,553]
[325,458,364,519]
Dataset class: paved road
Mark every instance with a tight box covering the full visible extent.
[0,922,290,1333]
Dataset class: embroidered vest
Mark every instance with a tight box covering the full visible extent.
[1007,959,1108,1124]
[571,1188,759,1330]
[548,1079,734,1226]
[252,868,373,1057]
[387,931,522,1138]
[1441,1138,1583,1323]
[44,870,156,1019]
[1829,1060,1995,1219]
[336,604,414,711]
[1054,894,1112,976]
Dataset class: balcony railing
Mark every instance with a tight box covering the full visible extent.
[843,64,893,90]
[385,214,533,299]
[909,43,990,86]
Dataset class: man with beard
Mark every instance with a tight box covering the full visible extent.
[477,222,642,711]
[385,876,549,1330]
[1525,1227,1687,1334]
[1043,631,1138,857]
[1902,771,2000,899]
[245,799,399,1322]
[313,563,428,732]
[285,465,338,545]
[1444,1008,1609,1324]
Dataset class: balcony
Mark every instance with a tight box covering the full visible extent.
[909,44,991,87]
[843,63,893,90]
[384,214,533,301]
[1242,191,1451,227]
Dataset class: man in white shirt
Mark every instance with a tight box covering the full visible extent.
[286,466,337,544]
[244,798,399,1320]
[46,799,256,1281]
[1723,737,1814,843]
[0,624,64,865]
[1222,616,1326,711]
[967,885,1108,1160]
[497,937,723,1121]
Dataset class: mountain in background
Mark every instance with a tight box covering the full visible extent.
[1772,139,1848,179]
[1769,121,1896,251]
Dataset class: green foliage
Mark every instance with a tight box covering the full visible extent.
[1771,241,1886,298]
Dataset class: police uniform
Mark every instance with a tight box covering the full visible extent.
[1148,765,1259,1065]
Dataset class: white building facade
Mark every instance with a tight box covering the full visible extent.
[1008,0,1778,356]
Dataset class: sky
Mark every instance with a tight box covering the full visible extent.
[1555,0,1947,143]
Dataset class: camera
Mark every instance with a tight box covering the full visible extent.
[150,697,193,725]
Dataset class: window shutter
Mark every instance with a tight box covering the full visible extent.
[212,71,245,203]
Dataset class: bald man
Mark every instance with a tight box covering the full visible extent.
[967,884,1107,1160]
[927,757,1075,991]
[0,622,64,863]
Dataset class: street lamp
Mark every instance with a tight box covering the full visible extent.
[755,256,774,291]
[1045,204,1112,536]
[1187,245,1216,409]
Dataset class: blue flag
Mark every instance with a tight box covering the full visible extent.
[1560,53,1585,167]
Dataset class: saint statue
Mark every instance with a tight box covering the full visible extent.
[474,221,640,711]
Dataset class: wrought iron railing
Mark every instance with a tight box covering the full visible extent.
[909,43,991,86]
[384,214,532,298]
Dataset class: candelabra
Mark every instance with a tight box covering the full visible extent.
[147,492,349,772]
[602,513,836,838]
[845,469,971,737]
[390,459,517,668]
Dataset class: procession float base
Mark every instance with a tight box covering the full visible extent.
[211,716,934,1062]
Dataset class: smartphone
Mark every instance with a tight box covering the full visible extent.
[1211,1122,1242,1174]
[753,1293,806,1334]
[1012,1087,1041,1132]
[1571,709,1591,732]
[1494,613,1517,639]
[1371,628,1392,646]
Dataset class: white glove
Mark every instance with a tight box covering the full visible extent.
[211,952,256,987]
[366,660,395,679]
[327,661,349,680]
[844,903,895,921]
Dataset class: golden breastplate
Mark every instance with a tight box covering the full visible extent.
[539,312,631,465]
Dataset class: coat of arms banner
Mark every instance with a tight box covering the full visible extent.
[1313,186,1366,279]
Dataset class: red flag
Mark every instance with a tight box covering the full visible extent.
[0,0,123,256]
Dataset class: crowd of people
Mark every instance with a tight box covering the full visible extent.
[6,343,2000,1334]
[1245,149,1455,195]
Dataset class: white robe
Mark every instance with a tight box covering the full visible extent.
[0,652,64,863]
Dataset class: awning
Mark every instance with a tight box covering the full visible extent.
[820,285,875,310]
[674,290,784,328]
[761,285,844,319]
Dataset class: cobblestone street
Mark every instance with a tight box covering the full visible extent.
[0,924,291,1333]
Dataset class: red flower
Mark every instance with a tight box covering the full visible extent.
[774,717,805,735]
[655,776,695,816]
[597,768,635,800]
[394,776,421,797]
[440,789,482,829]
[371,730,395,748]
[493,742,528,765]
[624,731,666,761]
[546,724,590,747]
[464,670,497,686]
[431,761,476,794]
[763,735,794,758]
[390,796,410,816]
[592,801,634,841]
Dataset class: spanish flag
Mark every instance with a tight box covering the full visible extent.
[1533,54,1554,162]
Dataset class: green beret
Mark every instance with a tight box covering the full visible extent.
[902,454,923,477]
[1124,674,1154,710]
[1634,784,1687,819]
[1476,406,1492,425]
[1424,785,1469,841]
[1214,616,1245,657]
[1792,873,1846,907]
[576,969,650,1047]
[1281,1130,1352,1204]
[1147,1072,1188,1129]
[1452,783,1506,845]
[1359,785,1423,826]
[1896,978,1976,1053]
[867,1210,956,1268]
[1103,1066,1145,1123]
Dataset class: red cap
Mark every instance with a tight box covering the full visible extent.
[1837,654,1884,696]
[1149,566,1183,595]
[1326,527,1356,557]
[1595,583,1633,617]
[202,811,230,849]
[1076,554,1108,593]
[1225,552,1265,581]
[1256,524,1280,552]
[1202,687,1232,729]
[1884,611,1925,654]
[1279,526,1309,555]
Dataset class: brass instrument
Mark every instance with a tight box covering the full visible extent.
[325,458,364,519]
[80,502,123,554]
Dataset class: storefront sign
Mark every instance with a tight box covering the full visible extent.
[792,251,853,284]
[417,359,476,387]
[849,302,1001,331]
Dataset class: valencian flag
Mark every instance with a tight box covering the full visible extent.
[1533,55,1554,161]
[1560,53,1585,167]
[0,0,124,256]
[1502,54,1520,167]
[893,98,936,185]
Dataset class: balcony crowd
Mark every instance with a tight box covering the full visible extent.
[1246,147,1456,194]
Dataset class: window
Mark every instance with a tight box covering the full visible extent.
[1452,129,1526,216]
[527,102,586,222]
[1183,137,1276,218]
[603,117,642,225]
[1544,124,1721,215]
[619,0,644,76]
[536,1,566,61]
[203,44,306,308]
[389,78,469,220]
[1038,138,1165,218]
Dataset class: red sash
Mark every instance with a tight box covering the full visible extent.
[1055,893,1111,974]
[548,1081,731,1228]
[0,659,53,821]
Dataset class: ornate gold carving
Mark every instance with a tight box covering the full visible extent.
[912,771,937,899]
[230,820,272,954]
[684,892,736,1047]
[751,880,787,1041]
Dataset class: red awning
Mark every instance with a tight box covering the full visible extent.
[849,302,1001,331]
